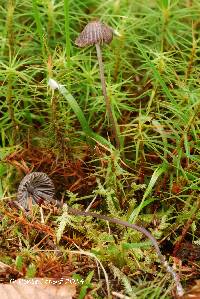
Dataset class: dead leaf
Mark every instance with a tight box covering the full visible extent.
[0,277,76,299]
[0,262,12,273]
[181,280,200,299]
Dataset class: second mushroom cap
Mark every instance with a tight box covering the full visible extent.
[75,20,113,47]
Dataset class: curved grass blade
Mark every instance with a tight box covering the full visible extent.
[129,162,168,223]
[58,84,114,150]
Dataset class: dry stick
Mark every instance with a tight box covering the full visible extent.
[95,43,120,150]
[51,199,184,296]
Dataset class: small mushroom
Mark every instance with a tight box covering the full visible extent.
[75,20,120,149]
[75,21,113,47]
[17,172,55,210]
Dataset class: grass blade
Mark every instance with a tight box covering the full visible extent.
[130,162,168,222]
[58,85,114,149]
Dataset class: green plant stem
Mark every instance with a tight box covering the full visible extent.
[7,75,17,143]
[161,7,169,52]
[32,0,46,60]
[185,23,197,81]
[51,93,66,156]
[95,43,120,150]
[64,0,71,67]
[5,0,17,143]
[6,0,15,55]
[47,0,54,38]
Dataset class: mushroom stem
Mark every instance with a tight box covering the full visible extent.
[95,43,120,149]
[49,199,183,297]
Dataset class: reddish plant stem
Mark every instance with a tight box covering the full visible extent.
[173,197,200,257]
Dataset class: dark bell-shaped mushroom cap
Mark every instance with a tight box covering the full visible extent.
[17,172,55,210]
[75,20,113,47]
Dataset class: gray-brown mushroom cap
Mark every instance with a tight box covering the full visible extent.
[17,172,55,210]
[75,20,113,47]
